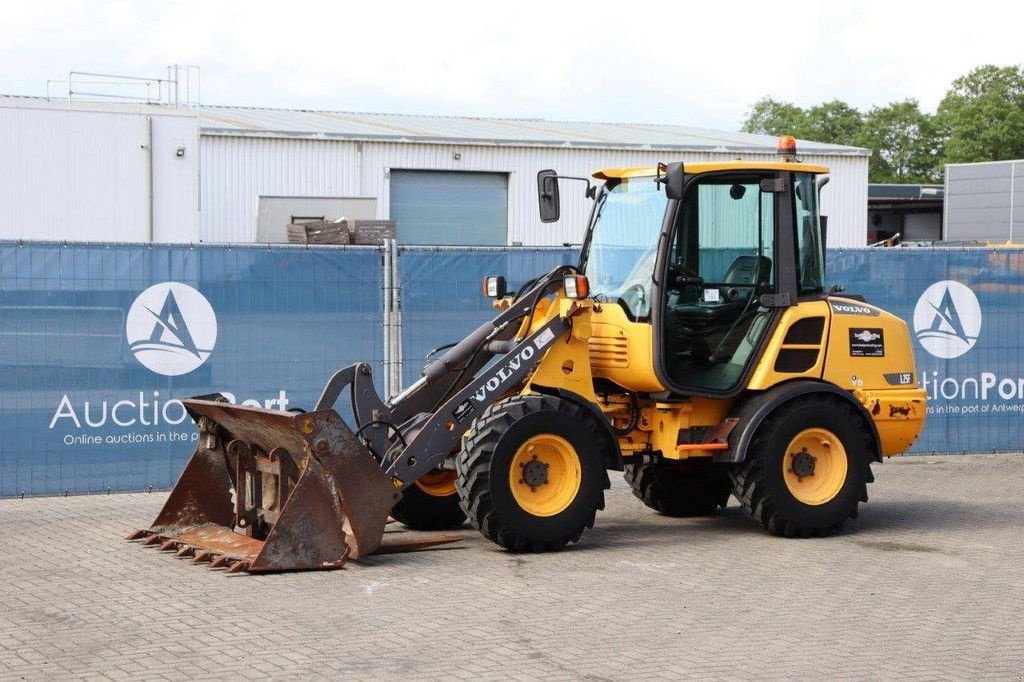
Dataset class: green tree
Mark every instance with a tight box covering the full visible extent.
[740,97,809,137]
[741,95,944,182]
[856,100,941,183]
[937,64,1024,163]
[804,100,863,145]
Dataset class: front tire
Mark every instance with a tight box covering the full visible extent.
[457,394,612,552]
[730,395,874,537]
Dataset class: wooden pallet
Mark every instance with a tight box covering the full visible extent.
[350,220,396,245]
[286,220,351,245]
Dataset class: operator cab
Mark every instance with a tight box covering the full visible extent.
[662,173,778,393]
[572,153,827,397]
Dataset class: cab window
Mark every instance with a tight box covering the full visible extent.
[794,173,825,293]
[662,173,776,393]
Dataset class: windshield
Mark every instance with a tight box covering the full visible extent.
[582,178,667,318]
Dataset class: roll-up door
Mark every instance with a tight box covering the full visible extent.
[389,170,508,245]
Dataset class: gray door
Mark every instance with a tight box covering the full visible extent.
[389,170,508,245]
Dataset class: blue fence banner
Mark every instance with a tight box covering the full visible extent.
[827,248,1024,455]
[3,242,1023,498]
[0,242,384,497]
[397,247,578,388]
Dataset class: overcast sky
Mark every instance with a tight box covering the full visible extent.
[3,1,1022,131]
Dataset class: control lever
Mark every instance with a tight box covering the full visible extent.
[673,274,704,288]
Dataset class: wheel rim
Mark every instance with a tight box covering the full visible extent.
[508,434,582,517]
[415,469,458,497]
[782,427,848,506]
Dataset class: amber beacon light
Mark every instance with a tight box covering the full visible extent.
[777,135,798,157]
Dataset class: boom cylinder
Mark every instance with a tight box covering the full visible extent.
[422,319,496,384]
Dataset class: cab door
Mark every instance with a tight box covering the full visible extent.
[654,171,791,396]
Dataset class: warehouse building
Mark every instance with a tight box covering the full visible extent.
[0,96,871,247]
[944,160,1024,243]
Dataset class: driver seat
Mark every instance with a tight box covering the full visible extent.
[672,254,772,323]
[666,254,772,363]
[719,255,772,300]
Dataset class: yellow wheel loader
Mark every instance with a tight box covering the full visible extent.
[130,137,927,572]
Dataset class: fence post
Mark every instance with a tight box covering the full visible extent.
[390,239,404,395]
[381,239,404,399]
[381,241,392,398]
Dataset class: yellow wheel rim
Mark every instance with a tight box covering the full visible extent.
[509,434,582,517]
[782,428,848,506]
[415,469,458,497]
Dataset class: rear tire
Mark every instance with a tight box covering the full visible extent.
[730,395,874,537]
[624,458,732,517]
[389,475,466,528]
[457,394,612,552]
[390,468,466,530]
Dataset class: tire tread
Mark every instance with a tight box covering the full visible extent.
[457,394,609,552]
[728,395,875,537]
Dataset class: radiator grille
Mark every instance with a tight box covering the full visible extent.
[589,337,629,368]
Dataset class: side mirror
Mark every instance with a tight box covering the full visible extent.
[658,162,685,200]
[537,169,560,223]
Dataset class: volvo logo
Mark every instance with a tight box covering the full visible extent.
[473,345,535,402]
[126,282,217,376]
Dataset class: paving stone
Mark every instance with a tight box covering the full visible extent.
[0,453,1021,679]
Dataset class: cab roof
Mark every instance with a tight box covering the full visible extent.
[593,161,829,179]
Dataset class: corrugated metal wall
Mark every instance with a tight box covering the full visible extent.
[0,104,201,243]
[0,106,151,241]
[945,161,1024,242]
[199,136,362,243]
[151,116,201,242]
[0,103,866,246]
[200,136,869,247]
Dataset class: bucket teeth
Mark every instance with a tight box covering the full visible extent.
[192,550,214,564]
[210,555,232,569]
[158,539,179,552]
[174,545,195,559]
[142,534,164,546]
[226,560,250,574]
[126,529,148,541]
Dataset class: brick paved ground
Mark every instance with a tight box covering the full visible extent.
[1,453,1022,680]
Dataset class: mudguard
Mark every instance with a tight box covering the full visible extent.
[714,380,882,464]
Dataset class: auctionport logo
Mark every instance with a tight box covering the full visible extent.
[125,282,217,376]
[912,280,981,359]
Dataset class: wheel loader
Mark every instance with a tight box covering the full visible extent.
[130,136,927,572]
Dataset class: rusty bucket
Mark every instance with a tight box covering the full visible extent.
[128,396,426,573]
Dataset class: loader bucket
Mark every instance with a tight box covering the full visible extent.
[128,397,408,573]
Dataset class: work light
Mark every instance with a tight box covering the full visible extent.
[563,275,589,300]
[482,275,507,298]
